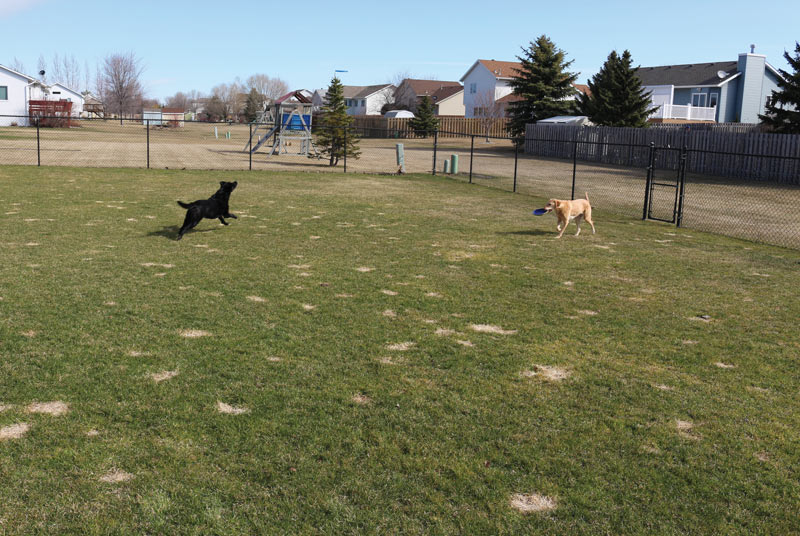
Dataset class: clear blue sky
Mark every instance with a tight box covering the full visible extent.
[3,0,798,101]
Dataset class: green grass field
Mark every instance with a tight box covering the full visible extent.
[1,166,799,535]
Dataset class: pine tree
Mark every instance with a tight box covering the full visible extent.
[578,50,656,127]
[409,96,439,137]
[759,42,800,134]
[506,35,578,141]
[316,76,361,166]
[243,88,264,123]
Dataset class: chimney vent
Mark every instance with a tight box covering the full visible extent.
[750,44,756,53]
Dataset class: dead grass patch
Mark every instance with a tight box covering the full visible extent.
[0,423,30,441]
[522,365,571,382]
[351,394,371,405]
[381,289,398,296]
[27,401,69,416]
[216,402,250,415]
[714,362,736,369]
[456,340,474,347]
[179,329,210,338]
[382,310,397,318]
[509,493,557,513]
[356,267,374,273]
[150,370,179,383]
[387,342,415,351]
[435,328,455,336]
[21,330,37,338]
[246,296,267,303]
[470,324,517,335]
[676,420,701,440]
[99,470,133,483]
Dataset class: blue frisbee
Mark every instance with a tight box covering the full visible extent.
[533,208,548,216]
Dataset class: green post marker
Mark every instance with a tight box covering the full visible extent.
[443,160,450,174]
[214,126,218,139]
[226,131,231,139]
[396,143,405,173]
[451,154,459,174]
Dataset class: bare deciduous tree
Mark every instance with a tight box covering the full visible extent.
[50,53,82,90]
[166,92,190,110]
[10,57,26,74]
[98,52,145,122]
[247,74,289,102]
[473,90,505,142]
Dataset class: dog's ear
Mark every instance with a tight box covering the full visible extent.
[220,181,225,187]
[554,200,561,208]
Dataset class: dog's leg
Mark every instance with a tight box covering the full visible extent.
[218,217,229,226]
[585,207,596,234]
[225,213,237,219]
[178,210,202,239]
[574,215,583,236]
[557,219,568,238]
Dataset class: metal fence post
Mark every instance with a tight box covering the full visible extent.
[146,119,150,169]
[432,130,438,175]
[571,137,578,200]
[513,141,519,193]
[642,142,656,220]
[343,126,347,173]
[676,145,688,227]
[469,135,474,183]
[36,117,41,166]
[249,123,252,171]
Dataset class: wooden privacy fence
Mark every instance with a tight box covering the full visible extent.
[351,117,510,138]
[524,124,800,184]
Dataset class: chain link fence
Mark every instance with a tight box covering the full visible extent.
[2,115,799,248]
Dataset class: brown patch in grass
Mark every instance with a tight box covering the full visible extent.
[103,301,117,306]
[676,420,701,440]
[714,362,736,369]
[522,365,571,382]
[435,328,455,336]
[302,304,316,311]
[140,263,174,268]
[387,342,415,351]
[378,356,398,365]
[509,493,557,514]
[755,451,770,462]
[310,235,321,240]
[266,356,282,362]
[0,404,10,412]
[690,315,713,323]
[351,394,371,405]
[425,292,442,298]
[356,267,374,272]
[246,296,267,303]
[336,293,354,298]
[21,330,37,338]
[382,310,397,318]
[99,470,133,483]
[27,401,69,416]
[179,329,210,338]
[128,350,148,357]
[381,289,398,296]
[682,340,698,345]
[216,402,250,415]
[87,429,100,437]
[578,310,598,316]
[653,384,673,391]
[0,423,30,441]
[470,324,517,335]
[150,370,179,383]
[288,264,311,269]
[641,444,661,455]
[456,340,474,347]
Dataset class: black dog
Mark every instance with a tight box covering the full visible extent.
[176,181,238,240]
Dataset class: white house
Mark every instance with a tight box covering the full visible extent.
[460,59,590,118]
[460,60,518,118]
[0,64,50,126]
[341,84,395,115]
[49,83,85,116]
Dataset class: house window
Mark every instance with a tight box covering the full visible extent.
[470,83,477,94]
[0,86,7,100]
[709,93,718,108]
[691,93,707,107]
[361,99,365,107]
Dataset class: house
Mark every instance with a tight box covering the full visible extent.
[394,79,462,112]
[635,48,784,123]
[0,64,50,126]
[430,85,464,116]
[460,59,589,118]
[48,83,84,116]
[342,84,395,115]
[82,92,103,117]
[162,108,185,126]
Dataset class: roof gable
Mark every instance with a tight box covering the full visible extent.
[402,79,461,97]
[0,64,35,82]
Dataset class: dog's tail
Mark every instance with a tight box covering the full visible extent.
[585,192,591,204]
[177,201,193,209]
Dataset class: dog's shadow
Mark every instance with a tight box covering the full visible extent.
[146,225,218,241]
[496,229,552,236]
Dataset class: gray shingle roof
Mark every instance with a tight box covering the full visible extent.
[635,61,739,86]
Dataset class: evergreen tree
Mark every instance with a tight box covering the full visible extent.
[759,42,800,134]
[506,35,578,141]
[316,76,361,166]
[578,50,656,127]
[409,96,439,137]
[243,87,264,123]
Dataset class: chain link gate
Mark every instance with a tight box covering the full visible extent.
[643,142,687,226]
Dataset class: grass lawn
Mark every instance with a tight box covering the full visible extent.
[0,166,798,535]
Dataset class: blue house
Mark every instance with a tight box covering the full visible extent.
[635,48,784,124]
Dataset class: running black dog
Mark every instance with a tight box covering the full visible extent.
[176,181,238,240]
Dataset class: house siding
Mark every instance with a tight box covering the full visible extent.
[719,78,739,122]
[462,64,500,118]
[0,68,32,126]
[737,53,767,123]
[434,91,465,116]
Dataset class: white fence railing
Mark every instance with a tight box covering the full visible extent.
[651,104,717,122]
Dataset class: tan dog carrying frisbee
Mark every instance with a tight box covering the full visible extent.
[543,193,596,238]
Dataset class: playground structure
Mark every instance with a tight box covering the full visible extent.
[244,97,319,158]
